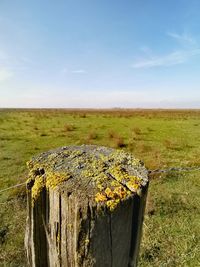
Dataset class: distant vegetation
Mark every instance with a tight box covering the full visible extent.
[0,108,200,266]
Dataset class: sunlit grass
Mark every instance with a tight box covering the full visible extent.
[0,109,200,266]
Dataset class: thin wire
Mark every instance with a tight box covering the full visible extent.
[0,165,200,194]
[0,182,26,194]
[148,166,200,175]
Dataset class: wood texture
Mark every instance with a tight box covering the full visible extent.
[25,145,149,267]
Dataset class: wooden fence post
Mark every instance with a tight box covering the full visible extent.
[25,145,149,267]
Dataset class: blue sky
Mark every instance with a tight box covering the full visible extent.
[0,0,200,108]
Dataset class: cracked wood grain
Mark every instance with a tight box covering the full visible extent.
[25,145,149,267]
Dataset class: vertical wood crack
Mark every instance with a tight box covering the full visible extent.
[59,194,62,267]
[109,213,113,267]
[86,203,91,258]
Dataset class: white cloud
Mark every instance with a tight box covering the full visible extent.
[132,31,200,69]
[167,32,196,46]
[61,68,87,75]
[71,69,87,74]
[0,69,13,82]
[132,49,200,68]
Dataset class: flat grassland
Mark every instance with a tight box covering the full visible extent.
[0,109,200,266]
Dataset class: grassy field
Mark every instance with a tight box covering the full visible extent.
[0,108,200,266]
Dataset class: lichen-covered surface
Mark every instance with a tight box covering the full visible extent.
[25,145,149,266]
[27,145,148,211]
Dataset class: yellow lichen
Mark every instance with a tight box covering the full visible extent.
[126,180,140,192]
[113,186,127,199]
[95,192,107,202]
[57,232,60,244]
[29,168,71,204]
[46,171,71,189]
[95,185,132,211]
[97,183,104,191]
[31,176,45,203]
[94,157,143,211]
[27,146,147,211]
[110,180,119,187]
[105,187,114,198]
[26,160,33,168]
[106,199,120,211]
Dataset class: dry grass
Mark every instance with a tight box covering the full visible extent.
[133,126,142,135]
[163,138,182,150]
[108,130,116,139]
[63,124,76,132]
[146,194,155,216]
[114,135,126,148]
[107,130,127,148]
[87,131,98,141]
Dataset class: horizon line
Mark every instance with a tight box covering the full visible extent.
[0,107,200,111]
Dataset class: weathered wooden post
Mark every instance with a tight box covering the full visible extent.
[25,145,149,267]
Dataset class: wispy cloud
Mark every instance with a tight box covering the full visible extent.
[132,49,200,68]
[61,68,87,74]
[132,32,200,69]
[71,69,87,74]
[0,68,13,82]
[167,32,196,46]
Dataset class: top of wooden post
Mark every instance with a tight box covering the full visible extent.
[26,145,148,211]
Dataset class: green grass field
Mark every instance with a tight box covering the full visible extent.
[0,109,200,266]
